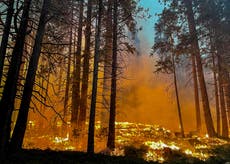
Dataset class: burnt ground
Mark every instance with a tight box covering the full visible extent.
[1,144,230,164]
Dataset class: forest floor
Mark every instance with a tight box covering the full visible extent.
[8,121,229,164]
[3,144,230,164]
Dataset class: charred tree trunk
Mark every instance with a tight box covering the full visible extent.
[71,0,84,134]
[9,0,51,152]
[107,0,118,150]
[0,0,14,83]
[0,0,31,157]
[64,10,73,120]
[191,54,201,133]
[101,0,113,129]
[172,54,185,138]
[78,0,92,130]
[183,0,216,137]
[87,0,103,154]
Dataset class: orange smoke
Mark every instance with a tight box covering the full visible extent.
[117,54,197,132]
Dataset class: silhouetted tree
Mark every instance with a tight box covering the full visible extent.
[79,0,93,130]
[9,0,51,152]
[107,0,118,150]
[0,0,32,157]
[87,0,103,154]
[71,0,84,136]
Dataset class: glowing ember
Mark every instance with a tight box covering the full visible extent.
[23,121,229,162]
[53,136,69,144]
[144,141,179,150]
[184,149,193,155]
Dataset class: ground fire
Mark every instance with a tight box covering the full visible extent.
[22,121,229,162]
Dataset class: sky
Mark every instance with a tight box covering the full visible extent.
[137,0,164,54]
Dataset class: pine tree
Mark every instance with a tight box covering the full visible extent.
[183,0,216,137]
[0,0,32,157]
[9,0,51,152]
[107,0,118,150]
[79,0,93,130]
[87,0,103,154]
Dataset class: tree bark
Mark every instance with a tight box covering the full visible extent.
[9,0,51,152]
[101,0,113,129]
[71,0,84,134]
[0,0,14,83]
[64,7,73,120]
[0,0,32,157]
[191,54,201,133]
[183,0,216,137]
[223,71,230,130]
[217,55,229,138]
[172,54,185,138]
[78,0,93,130]
[107,0,118,150]
[211,53,220,136]
[87,0,102,154]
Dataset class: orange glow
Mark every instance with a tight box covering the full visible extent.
[20,54,228,163]
[23,121,228,162]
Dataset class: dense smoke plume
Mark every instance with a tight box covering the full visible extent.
[117,41,200,132]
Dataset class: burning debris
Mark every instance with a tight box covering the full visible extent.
[22,121,230,162]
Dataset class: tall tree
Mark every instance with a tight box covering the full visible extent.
[211,50,220,136]
[63,4,73,121]
[101,0,113,130]
[0,0,32,157]
[183,0,216,137]
[72,0,84,135]
[107,0,118,150]
[191,54,201,133]
[87,0,103,154]
[153,7,186,137]
[217,53,229,137]
[9,0,51,152]
[171,40,185,138]
[78,0,93,130]
[199,0,229,137]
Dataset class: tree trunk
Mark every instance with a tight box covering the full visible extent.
[107,0,118,150]
[183,0,216,137]
[212,53,220,136]
[172,54,185,138]
[223,71,230,130]
[0,0,14,83]
[78,0,92,130]
[101,0,113,129]
[71,0,84,135]
[9,0,51,152]
[87,0,102,154]
[208,0,230,136]
[64,9,73,120]
[191,54,201,133]
[217,55,229,138]
[0,0,31,157]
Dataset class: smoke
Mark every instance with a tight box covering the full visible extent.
[117,52,198,132]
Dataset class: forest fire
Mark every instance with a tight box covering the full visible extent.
[23,121,229,162]
[1,0,230,163]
